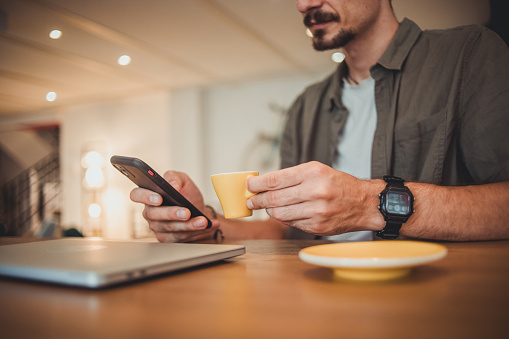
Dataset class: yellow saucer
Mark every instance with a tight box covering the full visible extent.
[299,241,447,281]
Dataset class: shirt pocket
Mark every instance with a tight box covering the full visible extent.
[393,109,447,183]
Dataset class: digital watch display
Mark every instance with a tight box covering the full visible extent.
[385,191,412,216]
[377,176,415,239]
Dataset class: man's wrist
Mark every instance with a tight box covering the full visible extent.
[363,179,387,232]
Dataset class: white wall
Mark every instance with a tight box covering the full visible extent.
[168,88,207,191]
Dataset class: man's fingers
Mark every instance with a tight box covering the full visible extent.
[247,161,328,193]
[247,166,304,193]
[143,205,210,225]
[163,170,183,190]
[149,220,190,233]
[148,216,211,233]
[248,184,308,210]
[265,204,303,221]
[130,187,163,206]
[142,205,189,222]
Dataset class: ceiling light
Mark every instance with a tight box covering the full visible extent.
[331,51,346,63]
[305,28,313,38]
[118,55,131,66]
[49,30,62,39]
[46,92,57,102]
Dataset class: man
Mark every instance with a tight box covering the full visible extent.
[131,0,509,242]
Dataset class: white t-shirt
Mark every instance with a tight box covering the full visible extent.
[325,76,377,242]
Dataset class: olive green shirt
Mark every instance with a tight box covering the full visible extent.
[281,19,509,239]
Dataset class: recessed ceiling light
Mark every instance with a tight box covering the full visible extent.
[118,55,131,66]
[49,30,62,39]
[331,51,346,63]
[46,92,57,102]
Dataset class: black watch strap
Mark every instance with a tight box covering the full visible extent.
[376,220,402,240]
[384,175,404,187]
[377,176,414,240]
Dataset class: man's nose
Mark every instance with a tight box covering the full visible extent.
[296,0,324,14]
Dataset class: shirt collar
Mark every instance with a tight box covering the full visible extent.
[328,18,422,110]
[328,63,347,111]
[377,18,422,71]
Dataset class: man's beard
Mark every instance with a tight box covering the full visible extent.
[312,29,356,51]
[304,9,356,51]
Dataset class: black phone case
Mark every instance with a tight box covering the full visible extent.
[110,155,212,229]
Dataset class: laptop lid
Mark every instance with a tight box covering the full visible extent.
[0,238,245,288]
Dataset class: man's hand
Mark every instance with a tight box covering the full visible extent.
[130,171,219,242]
[246,161,384,236]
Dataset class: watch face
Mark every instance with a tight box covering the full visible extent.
[385,191,412,216]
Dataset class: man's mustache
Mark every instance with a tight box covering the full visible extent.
[303,10,340,28]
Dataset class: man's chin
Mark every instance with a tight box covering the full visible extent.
[313,42,336,51]
[312,39,340,51]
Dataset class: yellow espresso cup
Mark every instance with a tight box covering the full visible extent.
[211,171,259,219]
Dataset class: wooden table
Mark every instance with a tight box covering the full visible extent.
[1,238,508,339]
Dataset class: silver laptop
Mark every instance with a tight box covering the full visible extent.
[0,238,245,288]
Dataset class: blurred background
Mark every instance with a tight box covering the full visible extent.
[0,0,507,239]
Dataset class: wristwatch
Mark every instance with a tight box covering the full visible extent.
[376,176,414,239]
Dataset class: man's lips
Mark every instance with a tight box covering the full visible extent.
[304,10,339,29]
[308,21,332,30]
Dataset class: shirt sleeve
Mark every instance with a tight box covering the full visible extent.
[279,93,305,170]
[459,27,509,183]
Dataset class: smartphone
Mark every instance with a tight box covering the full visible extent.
[110,155,212,228]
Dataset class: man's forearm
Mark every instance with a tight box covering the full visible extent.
[401,181,509,241]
